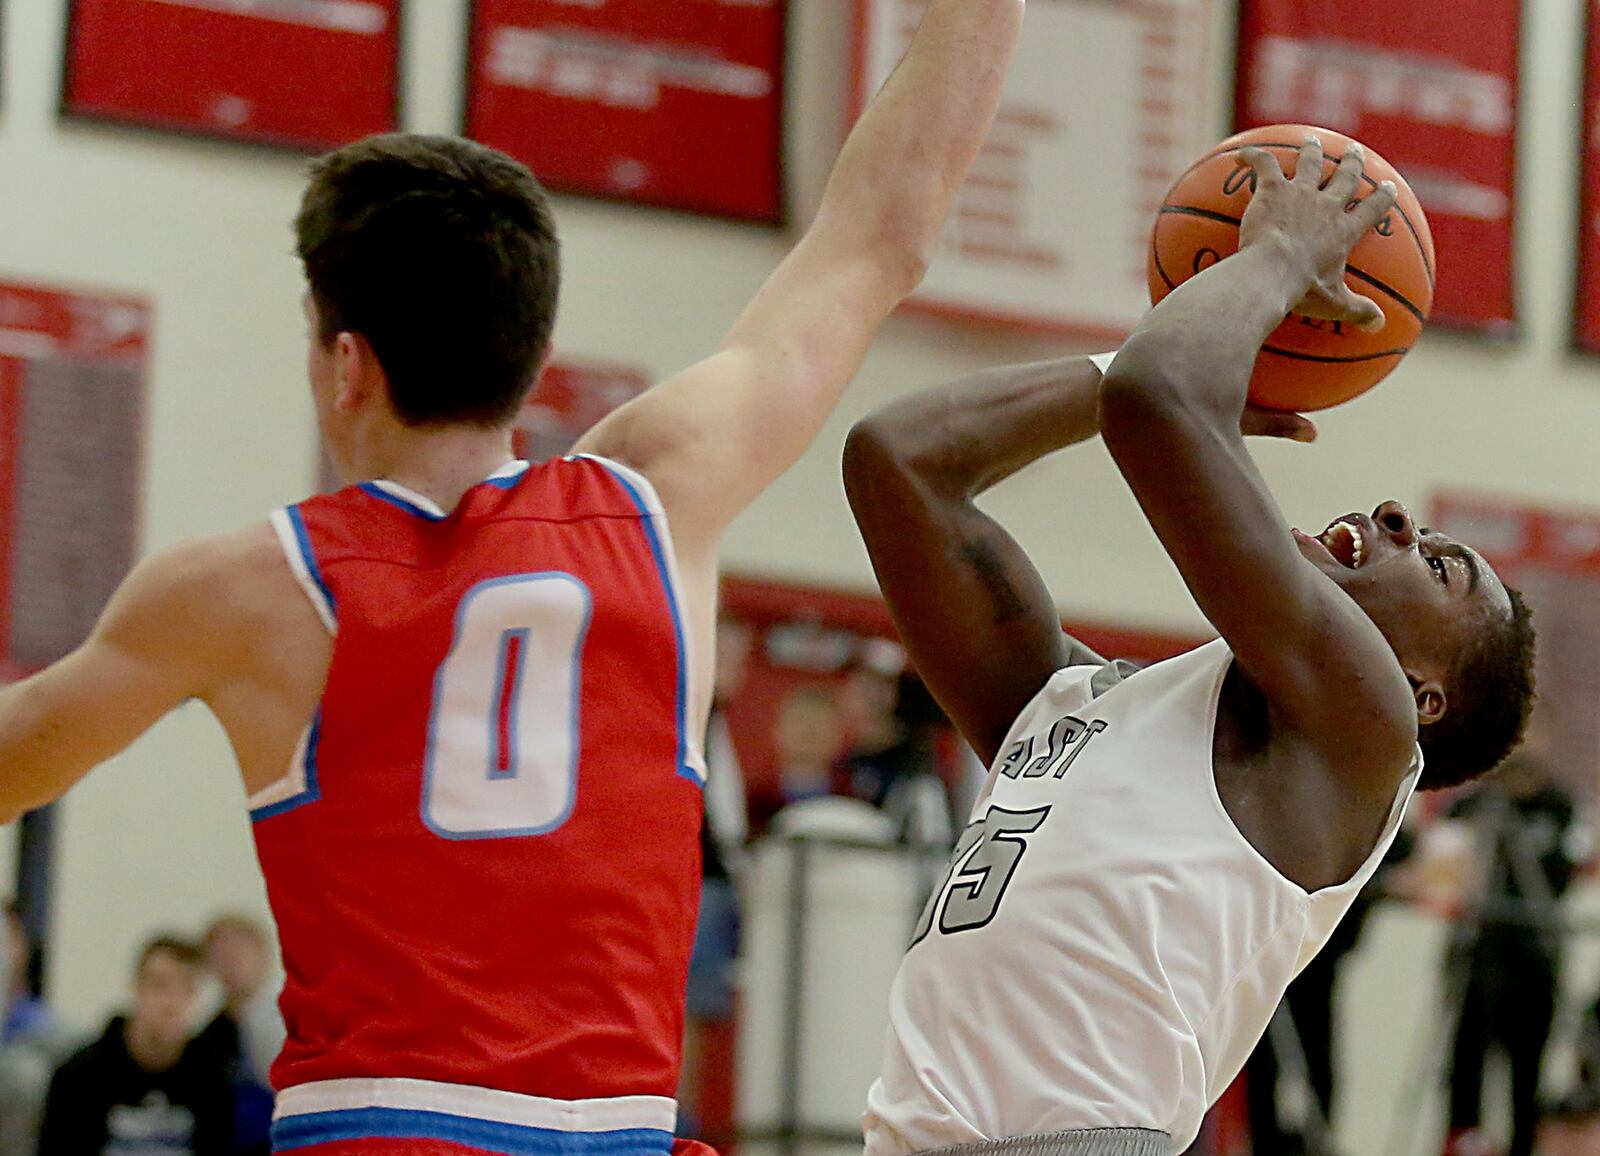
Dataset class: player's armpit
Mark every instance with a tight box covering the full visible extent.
[0,537,244,823]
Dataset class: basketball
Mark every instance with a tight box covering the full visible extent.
[1148,124,1435,412]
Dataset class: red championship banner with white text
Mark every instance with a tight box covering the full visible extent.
[1576,3,1600,351]
[0,279,149,680]
[466,0,786,223]
[1236,0,1519,335]
[63,0,401,151]
[854,0,1215,338]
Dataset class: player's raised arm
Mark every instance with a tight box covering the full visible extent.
[574,0,1026,553]
[1098,138,1417,787]
[843,358,1315,765]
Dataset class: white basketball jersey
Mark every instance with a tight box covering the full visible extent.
[864,640,1418,1155]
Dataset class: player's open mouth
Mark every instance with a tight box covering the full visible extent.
[1318,519,1366,569]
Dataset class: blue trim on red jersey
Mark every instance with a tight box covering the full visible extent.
[357,482,448,522]
[249,711,324,822]
[585,463,698,790]
[485,462,532,490]
[271,1107,673,1155]
[287,505,337,622]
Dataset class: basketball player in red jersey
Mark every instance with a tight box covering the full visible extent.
[844,140,1536,1155]
[0,4,1025,1153]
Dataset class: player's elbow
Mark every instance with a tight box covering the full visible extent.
[843,418,905,495]
[843,417,929,515]
[1099,343,1218,451]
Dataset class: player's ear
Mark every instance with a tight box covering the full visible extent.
[1407,669,1447,726]
[332,331,384,413]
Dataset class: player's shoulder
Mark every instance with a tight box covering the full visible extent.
[112,522,302,636]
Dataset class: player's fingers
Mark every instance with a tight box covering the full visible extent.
[1241,407,1318,443]
[1237,147,1285,187]
[1340,289,1388,333]
[1327,142,1366,202]
[1293,135,1324,186]
[1350,180,1399,234]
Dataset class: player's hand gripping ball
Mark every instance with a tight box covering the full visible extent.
[1148,124,1435,412]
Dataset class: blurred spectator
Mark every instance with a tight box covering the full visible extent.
[40,935,232,1155]
[704,616,753,872]
[0,912,50,1156]
[837,643,953,848]
[192,915,283,1156]
[837,640,909,806]
[749,685,843,836]
[679,615,754,1139]
[4,904,67,1058]
[1438,754,1589,1156]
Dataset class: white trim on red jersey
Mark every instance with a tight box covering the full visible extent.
[270,506,337,635]
[273,1076,677,1136]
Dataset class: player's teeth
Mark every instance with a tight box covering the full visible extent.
[1336,522,1365,567]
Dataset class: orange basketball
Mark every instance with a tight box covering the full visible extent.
[1148,124,1435,412]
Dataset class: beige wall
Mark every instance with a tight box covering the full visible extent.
[0,0,1596,1151]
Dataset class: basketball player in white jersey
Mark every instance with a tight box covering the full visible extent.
[843,139,1535,1156]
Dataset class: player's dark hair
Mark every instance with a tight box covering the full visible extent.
[136,935,204,975]
[1418,587,1536,790]
[296,133,560,427]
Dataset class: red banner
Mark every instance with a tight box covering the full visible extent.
[0,279,150,679]
[1578,4,1600,350]
[465,0,786,223]
[1235,0,1519,335]
[63,0,402,151]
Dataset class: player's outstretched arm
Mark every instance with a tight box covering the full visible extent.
[844,357,1314,766]
[0,537,241,823]
[575,0,1026,556]
[1099,138,1417,787]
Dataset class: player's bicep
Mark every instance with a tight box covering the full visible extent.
[844,430,1072,766]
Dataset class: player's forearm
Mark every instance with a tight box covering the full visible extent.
[1100,237,1309,427]
[818,0,1025,289]
[846,355,1103,500]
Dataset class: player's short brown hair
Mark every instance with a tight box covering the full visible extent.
[296,134,561,427]
[1418,587,1536,790]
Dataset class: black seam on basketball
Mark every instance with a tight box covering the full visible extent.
[1159,205,1242,227]
[1151,231,1178,290]
[1344,268,1427,325]
[1259,344,1411,364]
[1172,142,1435,287]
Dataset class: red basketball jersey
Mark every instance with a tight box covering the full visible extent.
[253,456,705,1156]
